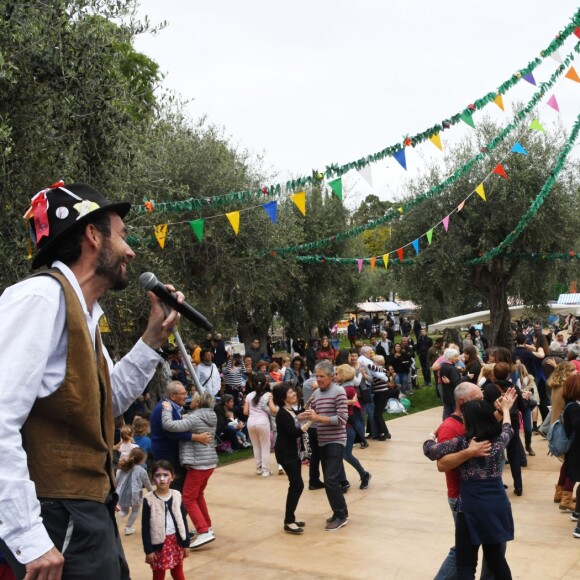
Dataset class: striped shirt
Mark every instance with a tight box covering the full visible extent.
[311,383,348,446]
[223,358,245,389]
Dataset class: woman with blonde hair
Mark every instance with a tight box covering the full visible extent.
[515,361,538,456]
[547,362,577,510]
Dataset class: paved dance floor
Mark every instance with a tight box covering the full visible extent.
[121,406,580,579]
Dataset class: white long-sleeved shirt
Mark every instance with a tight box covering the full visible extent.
[0,262,161,564]
[195,362,221,396]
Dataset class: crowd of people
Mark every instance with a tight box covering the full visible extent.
[422,315,580,579]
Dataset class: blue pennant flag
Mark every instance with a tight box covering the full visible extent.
[412,239,420,255]
[393,148,407,171]
[262,201,278,224]
[511,142,528,156]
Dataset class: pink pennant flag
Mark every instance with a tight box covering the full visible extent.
[546,94,560,112]
[442,215,450,231]
[357,259,364,273]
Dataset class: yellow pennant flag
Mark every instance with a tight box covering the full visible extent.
[291,191,306,216]
[475,184,486,201]
[226,211,240,235]
[382,253,389,269]
[397,207,403,214]
[493,94,505,112]
[370,257,376,271]
[154,224,168,249]
[429,133,443,151]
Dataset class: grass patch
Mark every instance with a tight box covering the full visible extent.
[384,385,441,421]
[218,447,253,466]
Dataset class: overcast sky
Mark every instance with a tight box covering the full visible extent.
[133,1,580,205]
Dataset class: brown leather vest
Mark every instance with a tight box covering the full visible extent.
[22,271,115,501]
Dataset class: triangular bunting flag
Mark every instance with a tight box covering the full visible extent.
[460,111,475,129]
[493,94,505,112]
[511,142,528,156]
[429,133,443,151]
[575,27,580,39]
[357,259,364,274]
[550,49,563,64]
[370,257,376,271]
[442,215,450,231]
[457,200,465,212]
[291,191,306,216]
[262,201,277,224]
[358,165,373,188]
[523,72,536,86]
[397,248,404,263]
[546,94,560,112]
[154,224,168,249]
[529,118,545,132]
[328,178,343,201]
[565,66,580,83]
[493,164,508,180]
[393,149,407,171]
[475,183,486,201]
[412,239,420,255]
[397,207,404,214]
[426,229,433,244]
[189,219,204,242]
[226,211,240,235]
[382,254,389,269]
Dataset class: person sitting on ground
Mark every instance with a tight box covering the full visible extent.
[214,394,243,452]
[226,410,252,448]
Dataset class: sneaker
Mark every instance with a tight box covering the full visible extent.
[573,526,580,539]
[571,512,579,522]
[190,531,215,549]
[261,469,271,477]
[256,467,263,475]
[124,527,135,536]
[242,442,252,448]
[325,516,348,531]
[360,472,372,490]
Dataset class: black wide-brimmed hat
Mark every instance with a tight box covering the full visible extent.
[26,182,131,269]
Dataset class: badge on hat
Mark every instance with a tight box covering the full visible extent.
[73,199,100,219]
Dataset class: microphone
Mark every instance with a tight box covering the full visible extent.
[138,272,213,331]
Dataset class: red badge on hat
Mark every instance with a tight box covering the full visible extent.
[32,192,50,241]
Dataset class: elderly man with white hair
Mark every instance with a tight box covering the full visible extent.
[439,348,463,419]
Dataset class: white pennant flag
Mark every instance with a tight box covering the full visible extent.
[550,49,563,64]
[358,165,373,188]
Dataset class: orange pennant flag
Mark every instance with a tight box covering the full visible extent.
[493,94,505,112]
[226,211,240,235]
[370,257,376,271]
[429,133,443,151]
[154,224,168,249]
[382,254,389,269]
[475,183,486,201]
[457,200,465,212]
[493,164,508,180]
[397,248,404,263]
[565,66,580,83]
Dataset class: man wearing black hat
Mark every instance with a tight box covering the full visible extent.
[0,182,184,579]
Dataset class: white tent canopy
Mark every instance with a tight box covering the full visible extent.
[428,304,580,332]
[357,301,401,313]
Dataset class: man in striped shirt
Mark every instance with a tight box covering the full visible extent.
[307,360,349,530]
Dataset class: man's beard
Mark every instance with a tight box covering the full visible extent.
[95,238,129,290]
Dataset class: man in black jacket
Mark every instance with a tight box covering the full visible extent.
[416,329,434,387]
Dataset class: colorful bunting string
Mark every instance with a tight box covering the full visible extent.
[132,10,580,216]
[272,41,580,256]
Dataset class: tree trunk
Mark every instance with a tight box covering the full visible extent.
[237,314,270,354]
[472,261,513,349]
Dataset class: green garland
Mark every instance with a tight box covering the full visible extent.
[134,9,580,216]
[469,111,580,265]
[291,251,579,267]
[272,42,580,255]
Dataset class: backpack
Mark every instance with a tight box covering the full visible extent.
[386,398,407,414]
[547,402,578,457]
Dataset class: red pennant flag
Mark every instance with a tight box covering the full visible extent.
[492,164,508,180]
[397,248,404,263]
